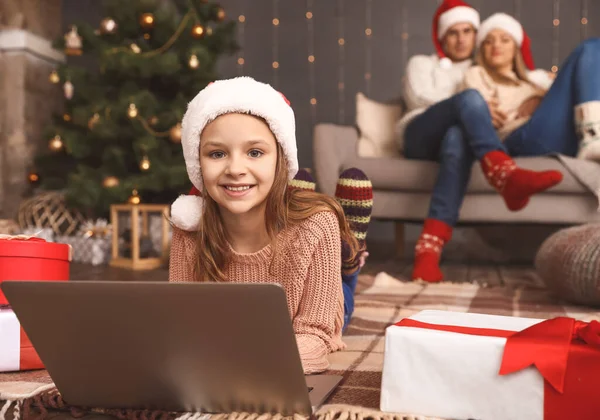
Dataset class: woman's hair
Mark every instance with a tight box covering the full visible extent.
[475,35,537,88]
[195,142,360,282]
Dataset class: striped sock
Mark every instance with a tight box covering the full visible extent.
[335,168,373,273]
[288,168,316,191]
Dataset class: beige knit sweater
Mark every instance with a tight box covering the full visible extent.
[461,66,546,140]
[168,210,346,374]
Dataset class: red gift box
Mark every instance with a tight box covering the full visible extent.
[0,235,70,372]
[0,236,71,305]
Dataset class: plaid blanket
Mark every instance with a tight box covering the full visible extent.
[2,272,599,420]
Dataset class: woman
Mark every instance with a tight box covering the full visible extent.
[466,13,600,160]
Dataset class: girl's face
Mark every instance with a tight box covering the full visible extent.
[481,28,517,70]
[200,113,278,217]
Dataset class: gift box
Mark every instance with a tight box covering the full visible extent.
[55,235,111,266]
[0,236,71,305]
[0,309,44,372]
[380,310,600,420]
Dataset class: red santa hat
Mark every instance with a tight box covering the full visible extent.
[170,77,298,231]
[476,13,535,70]
[432,0,480,68]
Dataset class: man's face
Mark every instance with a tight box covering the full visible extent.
[442,22,476,62]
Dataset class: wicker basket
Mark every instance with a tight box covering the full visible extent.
[17,191,86,236]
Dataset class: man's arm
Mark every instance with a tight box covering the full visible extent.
[403,55,457,110]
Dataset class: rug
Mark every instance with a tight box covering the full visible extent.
[2,272,599,420]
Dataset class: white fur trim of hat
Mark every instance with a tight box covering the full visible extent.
[476,13,523,47]
[438,6,480,40]
[171,76,298,231]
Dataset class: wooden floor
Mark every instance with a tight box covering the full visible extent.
[71,240,542,288]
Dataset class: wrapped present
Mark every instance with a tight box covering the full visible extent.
[55,235,111,266]
[0,309,44,372]
[0,235,71,305]
[0,235,70,372]
[380,310,600,420]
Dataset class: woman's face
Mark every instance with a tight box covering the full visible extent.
[481,28,517,70]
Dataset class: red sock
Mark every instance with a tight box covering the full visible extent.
[480,151,563,211]
[412,219,452,283]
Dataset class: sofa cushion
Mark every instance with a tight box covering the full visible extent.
[343,156,588,194]
[355,93,403,158]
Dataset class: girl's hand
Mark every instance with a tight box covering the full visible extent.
[358,251,369,269]
[517,96,543,118]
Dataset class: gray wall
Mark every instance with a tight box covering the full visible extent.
[63,0,600,170]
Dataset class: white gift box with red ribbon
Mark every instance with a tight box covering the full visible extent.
[380,310,600,420]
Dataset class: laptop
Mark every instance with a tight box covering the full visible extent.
[1,281,342,416]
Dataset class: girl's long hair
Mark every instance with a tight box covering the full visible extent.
[195,143,359,282]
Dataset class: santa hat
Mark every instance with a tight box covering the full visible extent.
[476,13,535,70]
[432,0,480,69]
[170,76,299,231]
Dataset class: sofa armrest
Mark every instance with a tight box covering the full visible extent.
[313,123,359,196]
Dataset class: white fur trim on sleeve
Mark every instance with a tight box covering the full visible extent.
[477,13,523,47]
[438,6,480,39]
[170,194,204,232]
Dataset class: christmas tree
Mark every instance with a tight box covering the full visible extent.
[33,0,237,217]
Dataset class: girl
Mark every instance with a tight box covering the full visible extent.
[168,77,373,374]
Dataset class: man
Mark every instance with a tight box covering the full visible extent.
[396,0,556,283]
[395,0,481,284]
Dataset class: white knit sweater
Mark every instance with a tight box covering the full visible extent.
[395,54,473,152]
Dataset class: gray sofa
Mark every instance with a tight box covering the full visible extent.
[313,123,600,256]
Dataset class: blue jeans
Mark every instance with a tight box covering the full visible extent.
[504,37,600,156]
[342,269,359,332]
[404,89,503,226]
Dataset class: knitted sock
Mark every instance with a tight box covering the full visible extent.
[412,219,452,283]
[288,168,316,191]
[480,150,563,211]
[335,168,373,274]
[575,101,600,162]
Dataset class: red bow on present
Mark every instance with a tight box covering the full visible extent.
[499,317,600,393]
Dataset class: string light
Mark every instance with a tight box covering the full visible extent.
[189,54,199,69]
[49,70,60,84]
[307,0,316,122]
[513,0,521,20]
[140,156,151,171]
[336,0,346,124]
[364,0,373,95]
[127,103,138,118]
[552,0,560,73]
[581,0,589,40]
[272,0,280,88]
[396,0,409,94]
[237,9,246,75]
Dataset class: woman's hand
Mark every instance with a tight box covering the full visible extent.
[517,96,543,118]
[487,98,507,129]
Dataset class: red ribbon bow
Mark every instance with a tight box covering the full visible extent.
[397,317,600,420]
[499,317,600,393]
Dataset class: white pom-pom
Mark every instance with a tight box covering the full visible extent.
[170,194,204,231]
[439,57,453,69]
